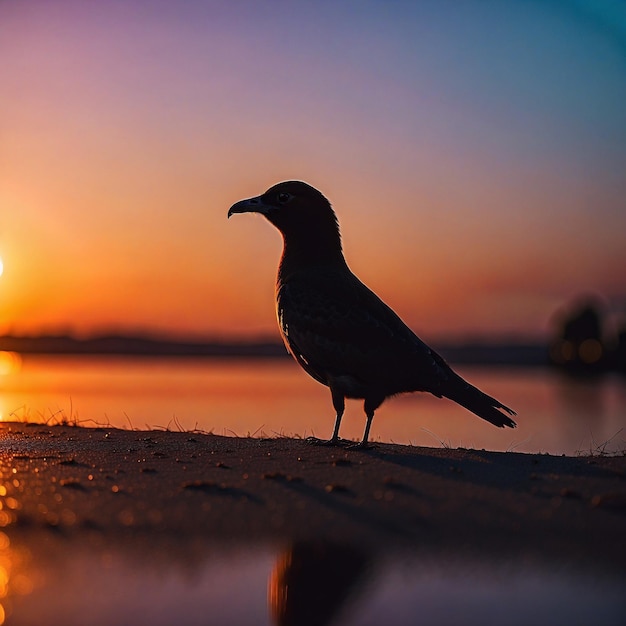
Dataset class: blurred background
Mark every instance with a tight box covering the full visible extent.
[1,0,624,341]
[0,0,625,452]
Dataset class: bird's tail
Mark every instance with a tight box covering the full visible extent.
[443,376,517,428]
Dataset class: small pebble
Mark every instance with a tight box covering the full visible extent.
[325,484,350,494]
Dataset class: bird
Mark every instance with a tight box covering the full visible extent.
[228,181,516,448]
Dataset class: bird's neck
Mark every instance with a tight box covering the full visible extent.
[278,230,346,280]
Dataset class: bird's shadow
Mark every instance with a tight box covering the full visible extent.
[363,444,616,492]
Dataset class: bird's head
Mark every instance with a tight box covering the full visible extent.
[228,181,341,249]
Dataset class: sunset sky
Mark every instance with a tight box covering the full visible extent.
[1,0,625,341]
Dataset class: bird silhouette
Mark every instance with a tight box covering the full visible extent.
[228,181,516,447]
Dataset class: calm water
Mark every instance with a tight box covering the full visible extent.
[2,534,624,626]
[1,355,625,455]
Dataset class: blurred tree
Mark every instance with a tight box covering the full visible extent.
[549,297,607,374]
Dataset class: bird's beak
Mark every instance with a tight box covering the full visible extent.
[227,195,272,219]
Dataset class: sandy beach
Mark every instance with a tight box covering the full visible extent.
[0,422,625,624]
[1,422,625,560]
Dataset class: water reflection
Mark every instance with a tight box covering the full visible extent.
[1,357,625,455]
[0,352,21,377]
[555,372,606,421]
[0,530,34,626]
[0,527,623,626]
[269,542,369,626]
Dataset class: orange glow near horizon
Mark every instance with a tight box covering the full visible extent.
[0,1,624,340]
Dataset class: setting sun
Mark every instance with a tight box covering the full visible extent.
[0,1,624,341]
[0,257,3,278]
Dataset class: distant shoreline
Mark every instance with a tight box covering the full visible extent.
[0,332,548,365]
[0,333,288,359]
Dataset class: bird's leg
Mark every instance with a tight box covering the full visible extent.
[346,410,374,449]
[347,397,380,449]
[329,388,345,443]
[360,409,374,447]
[306,388,345,446]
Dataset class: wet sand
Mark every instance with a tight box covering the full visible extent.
[1,422,625,568]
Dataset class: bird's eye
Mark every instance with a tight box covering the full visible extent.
[277,192,292,204]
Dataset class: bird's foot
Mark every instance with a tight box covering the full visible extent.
[305,436,347,447]
[345,441,375,450]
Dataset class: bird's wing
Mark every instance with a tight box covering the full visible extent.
[277,267,451,394]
